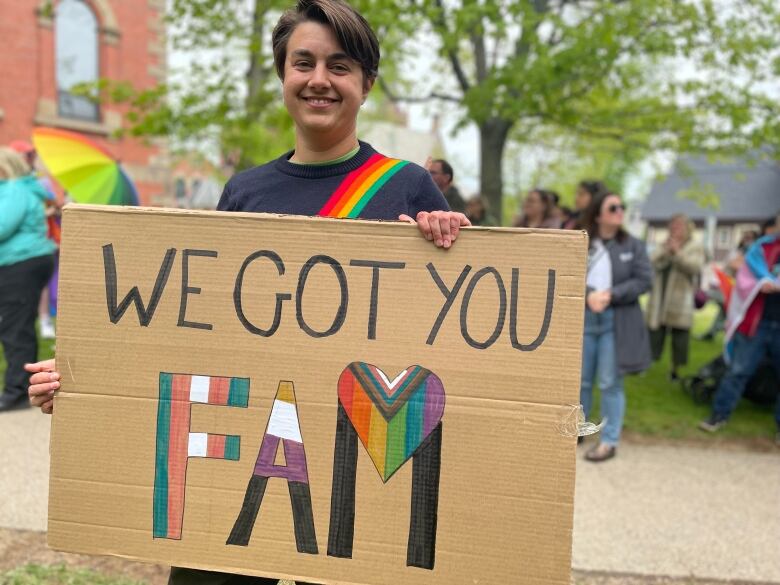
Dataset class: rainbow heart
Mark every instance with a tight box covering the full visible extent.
[337,362,445,482]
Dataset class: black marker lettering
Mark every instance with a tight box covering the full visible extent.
[103,244,176,326]
[509,268,556,351]
[349,260,406,340]
[178,249,217,330]
[459,267,506,350]
[297,255,348,338]
[234,250,291,337]
[426,263,472,345]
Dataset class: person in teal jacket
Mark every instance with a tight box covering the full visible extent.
[0,147,55,412]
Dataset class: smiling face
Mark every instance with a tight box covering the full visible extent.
[282,21,371,148]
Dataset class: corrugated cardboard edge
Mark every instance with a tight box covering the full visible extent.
[60,203,590,241]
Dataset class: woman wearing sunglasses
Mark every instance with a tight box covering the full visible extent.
[579,192,653,461]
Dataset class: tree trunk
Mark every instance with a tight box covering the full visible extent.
[246,0,268,113]
[479,118,512,225]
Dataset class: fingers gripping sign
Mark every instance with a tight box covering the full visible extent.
[399,211,472,248]
[26,358,59,414]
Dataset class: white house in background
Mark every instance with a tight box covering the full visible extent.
[360,106,446,169]
[361,122,443,167]
[641,153,780,261]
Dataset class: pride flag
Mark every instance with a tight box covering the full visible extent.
[319,153,409,218]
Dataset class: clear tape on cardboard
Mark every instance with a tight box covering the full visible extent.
[557,404,605,438]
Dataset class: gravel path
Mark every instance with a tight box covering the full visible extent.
[573,438,780,583]
[2,408,778,583]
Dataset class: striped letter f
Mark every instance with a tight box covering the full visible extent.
[153,373,249,540]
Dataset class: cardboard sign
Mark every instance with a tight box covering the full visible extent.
[49,205,587,585]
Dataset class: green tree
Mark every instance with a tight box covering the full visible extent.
[97,0,412,169]
[501,125,648,221]
[96,0,293,169]
[375,0,780,222]
[98,0,780,221]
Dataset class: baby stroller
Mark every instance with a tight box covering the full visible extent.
[682,356,779,406]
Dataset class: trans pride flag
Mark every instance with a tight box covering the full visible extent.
[723,235,780,361]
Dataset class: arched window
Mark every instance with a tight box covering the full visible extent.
[56,0,99,121]
[174,178,187,203]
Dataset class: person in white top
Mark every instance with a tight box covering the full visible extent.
[579,192,653,462]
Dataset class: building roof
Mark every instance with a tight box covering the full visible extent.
[641,154,780,222]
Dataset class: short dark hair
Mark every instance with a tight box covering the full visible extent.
[433,159,453,182]
[272,0,380,86]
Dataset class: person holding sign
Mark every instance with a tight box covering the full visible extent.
[579,192,652,462]
[28,0,468,583]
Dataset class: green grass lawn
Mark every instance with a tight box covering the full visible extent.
[0,564,147,585]
[606,302,777,440]
[1,307,775,443]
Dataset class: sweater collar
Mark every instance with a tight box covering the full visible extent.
[274,141,377,178]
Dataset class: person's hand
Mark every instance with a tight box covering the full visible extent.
[587,290,611,313]
[399,211,472,249]
[424,156,433,171]
[26,359,58,415]
[760,281,780,294]
[666,239,680,254]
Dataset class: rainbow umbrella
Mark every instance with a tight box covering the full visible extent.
[31,127,139,205]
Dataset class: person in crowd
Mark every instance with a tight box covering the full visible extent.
[558,205,574,226]
[0,147,56,413]
[426,157,466,213]
[547,190,565,222]
[725,230,759,277]
[563,179,608,229]
[465,194,495,226]
[646,214,705,381]
[9,140,61,339]
[699,229,759,341]
[28,1,469,582]
[512,188,562,229]
[760,217,777,237]
[699,213,780,444]
[579,192,653,461]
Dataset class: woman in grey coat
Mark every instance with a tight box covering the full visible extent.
[580,192,653,461]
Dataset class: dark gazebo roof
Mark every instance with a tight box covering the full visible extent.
[642,154,780,223]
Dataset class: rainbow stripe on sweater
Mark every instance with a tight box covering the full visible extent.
[318,153,409,218]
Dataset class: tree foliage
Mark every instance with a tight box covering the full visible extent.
[92,0,293,168]
[98,0,780,221]
[372,0,780,221]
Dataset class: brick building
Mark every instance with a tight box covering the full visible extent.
[0,0,171,205]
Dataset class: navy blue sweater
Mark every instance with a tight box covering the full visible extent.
[217,141,449,219]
